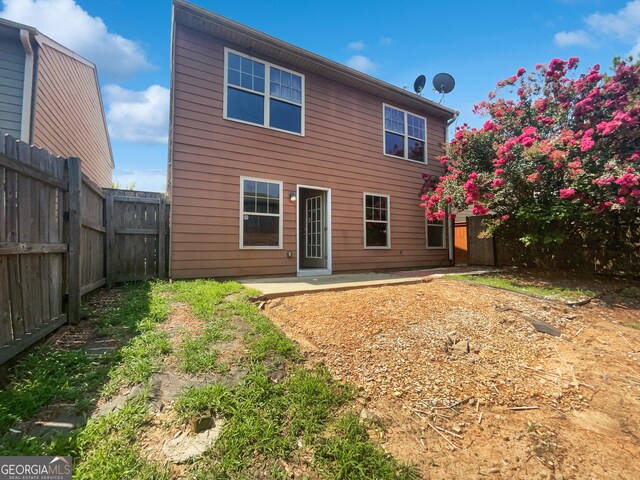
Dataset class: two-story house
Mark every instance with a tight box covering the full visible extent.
[168,0,458,279]
[0,17,113,187]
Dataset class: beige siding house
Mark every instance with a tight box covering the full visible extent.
[169,0,458,279]
[0,18,113,187]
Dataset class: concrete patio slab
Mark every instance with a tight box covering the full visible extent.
[240,266,497,298]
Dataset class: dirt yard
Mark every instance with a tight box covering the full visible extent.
[266,276,640,480]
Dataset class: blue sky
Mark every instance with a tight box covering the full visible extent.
[1,0,638,191]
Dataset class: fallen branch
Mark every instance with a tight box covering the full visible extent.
[427,421,458,450]
[432,397,471,410]
[435,425,464,440]
[508,406,539,411]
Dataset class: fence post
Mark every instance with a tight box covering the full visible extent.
[67,157,81,324]
[158,195,166,279]
[105,190,115,288]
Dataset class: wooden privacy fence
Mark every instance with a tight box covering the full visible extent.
[105,189,169,286]
[467,215,495,266]
[0,135,169,365]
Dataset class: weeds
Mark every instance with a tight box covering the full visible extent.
[447,274,595,301]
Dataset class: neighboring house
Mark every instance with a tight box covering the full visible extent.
[168,0,458,279]
[0,17,113,187]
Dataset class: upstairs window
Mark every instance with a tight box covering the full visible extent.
[363,193,390,248]
[225,49,304,135]
[383,105,426,162]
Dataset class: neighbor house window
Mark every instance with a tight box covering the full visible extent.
[240,177,283,248]
[364,193,390,248]
[225,48,304,135]
[426,218,445,248]
[383,105,426,162]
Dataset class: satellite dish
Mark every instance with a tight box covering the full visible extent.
[413,75,426,95]
[432,72,456,94]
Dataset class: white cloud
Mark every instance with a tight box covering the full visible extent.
[104,84,169,144]
[586,0,640,38]
[112,168,166,192]
[554,0,640,55]
[379,37,393,46]
[347,40,365,51]
[554,30,593,47]
[0,0,152,78]
[345,55,378,74]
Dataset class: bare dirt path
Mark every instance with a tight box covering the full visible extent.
[266,278,640,480]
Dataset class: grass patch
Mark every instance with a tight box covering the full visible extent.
[166,279,248,320]
[182,365,355,478]
[626,323,640,330]
[315,412,419,479]
[0,349,112,432]
[73,393,167,480]
[620,286,640,299]
[447,274,595,302]
[0,282,169,432]
[222,301,299,363]
[101,283,171,397]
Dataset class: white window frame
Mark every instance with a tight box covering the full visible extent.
[239,176,284,250]
[426,218,446,249]
[363,192,391,249]
[382,103,428,164]
[224,47,305,136]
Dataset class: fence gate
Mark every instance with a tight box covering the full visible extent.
[467,215,495,266]
[105,189,168,286]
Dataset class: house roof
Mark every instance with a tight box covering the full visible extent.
[173,0,458,121]
[0,16,114,167]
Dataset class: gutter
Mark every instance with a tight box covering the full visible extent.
[445,111,459,263]
[19,29,34,143]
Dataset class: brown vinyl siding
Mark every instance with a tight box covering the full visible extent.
[32,43,112,187]
[170,24,451,279]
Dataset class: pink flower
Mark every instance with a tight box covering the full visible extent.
[614,173,639,188]
[568,57,579,69]
[559,188,576,199]
[631,189,640,199]
[596,201,612,213]
[472,203,489,215]
[501,214,510,220]
[520,136,535,147]
[527,173,540,182]
[491,179,504,188]
[516,67,526,77]
[534,98,547,112]
[483,120,498,131]
[580,135,595,152]
[593,176,615,187]
[494,168,505,176]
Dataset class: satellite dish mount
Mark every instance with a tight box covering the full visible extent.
[432,72,456,104]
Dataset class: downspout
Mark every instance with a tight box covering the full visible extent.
[19,29,34,143]
[446,111,459,264]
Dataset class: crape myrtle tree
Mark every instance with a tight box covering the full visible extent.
[421,57,640,266]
